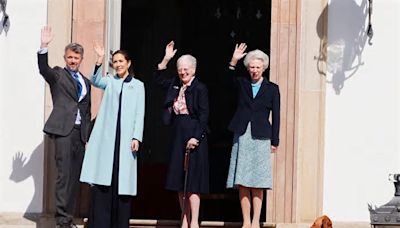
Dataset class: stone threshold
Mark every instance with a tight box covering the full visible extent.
[128,219,275,227]
[0,214,275,227]
[0,213,379,228]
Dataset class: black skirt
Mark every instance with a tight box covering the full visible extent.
[165,115,209,194]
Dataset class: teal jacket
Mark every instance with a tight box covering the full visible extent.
[80,66,145,196]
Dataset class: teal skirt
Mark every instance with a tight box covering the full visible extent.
[226,123,272,189]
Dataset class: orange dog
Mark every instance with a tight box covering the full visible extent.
[310,215,333,228]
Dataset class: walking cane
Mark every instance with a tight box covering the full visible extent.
[181,148,191,227]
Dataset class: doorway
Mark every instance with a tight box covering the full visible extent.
[120,0,271,221]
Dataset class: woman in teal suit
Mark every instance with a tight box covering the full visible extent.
[80,43,145,228]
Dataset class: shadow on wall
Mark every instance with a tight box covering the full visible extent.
[9,142,44,224]
[0,0,10,35]
[316,0,373,95]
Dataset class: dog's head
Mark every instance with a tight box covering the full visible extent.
[310,215,332,228]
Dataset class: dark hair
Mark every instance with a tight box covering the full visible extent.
[112,50,134,75]
[64,43,84,56]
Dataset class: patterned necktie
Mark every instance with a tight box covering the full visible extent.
[72,73,82,98]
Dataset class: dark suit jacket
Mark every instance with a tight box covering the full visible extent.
[38,52,91,142]
[226,68,280,146]
[154,69,209,141]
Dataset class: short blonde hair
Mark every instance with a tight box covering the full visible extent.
[243,49,269,70]
[177,54,197,70]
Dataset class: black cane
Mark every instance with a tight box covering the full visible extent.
[181,148,190,227]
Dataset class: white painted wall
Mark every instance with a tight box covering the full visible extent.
[0,0,47,213]
[324,0,400,221]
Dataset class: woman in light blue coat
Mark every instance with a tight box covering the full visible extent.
[80,43,145,228]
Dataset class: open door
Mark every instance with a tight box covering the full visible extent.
[119,0,271,222]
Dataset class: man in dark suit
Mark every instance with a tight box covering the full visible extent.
[37,26,91,228]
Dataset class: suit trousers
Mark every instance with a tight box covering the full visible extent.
[53,125,85,225]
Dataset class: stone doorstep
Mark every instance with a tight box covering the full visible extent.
[0,214,383,228]
[89,218,275,227]
[129,222,384,228]
[0,214,274,227]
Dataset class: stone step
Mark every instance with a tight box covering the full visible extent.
[129,219,275,227]
[0,213,374,228]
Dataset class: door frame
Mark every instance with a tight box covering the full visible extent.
[42,0,328,224]
[105,0,122,74]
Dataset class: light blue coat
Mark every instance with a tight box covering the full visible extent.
[80,66,145,196]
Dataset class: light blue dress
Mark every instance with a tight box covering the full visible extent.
[226,82,273,189]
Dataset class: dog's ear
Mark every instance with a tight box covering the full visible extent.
[322,215,333,228]
[310,216,322,228]
[327,219,332,228]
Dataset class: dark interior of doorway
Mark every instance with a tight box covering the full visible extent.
[121,0,271,222]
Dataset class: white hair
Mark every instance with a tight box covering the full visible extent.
[177,54,197,70]
[243,49,269,70]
